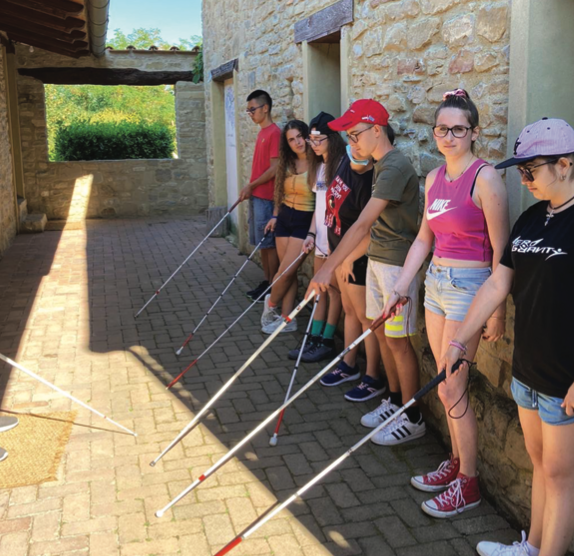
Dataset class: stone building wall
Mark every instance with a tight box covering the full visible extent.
[202,0,541,533]
[14,46,207,220]
[0,47,17,256]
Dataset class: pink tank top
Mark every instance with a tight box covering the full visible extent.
[426,159,493,262]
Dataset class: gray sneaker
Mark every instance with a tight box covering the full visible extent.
[0,447,7,462]
[261,294,281,328]
[301,338,336,363]
[0,416,19,433]
[288,335,320,360]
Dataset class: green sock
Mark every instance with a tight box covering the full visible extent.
[322,323,337,340]
[311,320,324,336]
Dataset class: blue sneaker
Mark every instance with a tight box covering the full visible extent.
[345,375,387,402]
[320,361,360,387]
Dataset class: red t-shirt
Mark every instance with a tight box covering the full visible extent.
[250,123,281,200]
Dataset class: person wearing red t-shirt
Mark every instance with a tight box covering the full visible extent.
[239,90,281,301]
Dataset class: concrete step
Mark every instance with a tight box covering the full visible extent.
[17,197,27,226]
[20,213,47,233]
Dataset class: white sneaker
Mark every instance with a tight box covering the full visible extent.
[360,398,400,428]
[261,294,280,328]
[477,532,534,556]
[262,315,297,335]
[371,413,426,446]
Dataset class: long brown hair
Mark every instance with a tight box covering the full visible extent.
[308,132,346,190]
[274,120,310,208]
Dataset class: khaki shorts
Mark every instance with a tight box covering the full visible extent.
[366,259,418,338]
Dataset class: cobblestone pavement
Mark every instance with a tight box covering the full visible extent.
[0,217,525,556]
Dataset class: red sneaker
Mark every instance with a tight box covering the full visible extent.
[411,454,460,493]
[421,473,481,518]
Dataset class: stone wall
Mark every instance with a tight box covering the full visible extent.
[201,0,542,534]
[14,46,208,219]
[0,47,17,256]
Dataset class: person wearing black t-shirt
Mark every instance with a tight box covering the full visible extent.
[442,119,574,556]
[318,156,386,403]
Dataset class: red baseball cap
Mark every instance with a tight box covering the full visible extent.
[328,99,390,131]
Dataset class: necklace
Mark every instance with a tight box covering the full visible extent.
[446,155,475,182]
[545,192,574,226]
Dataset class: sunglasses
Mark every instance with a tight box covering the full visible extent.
[516,160,559,182]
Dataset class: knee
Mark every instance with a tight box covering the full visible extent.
[385,336,407,353]
[542,457,574,486]
[438,380,465,407]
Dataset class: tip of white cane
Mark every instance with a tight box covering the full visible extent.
[175,348,183,356]
[155,510,164,518]
[269,435,278,447]
[149,461,156,467]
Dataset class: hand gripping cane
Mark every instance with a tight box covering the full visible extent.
[134,200,240,319]
[175,231,270,355]
[167,250,307,389]
[269,294,320,447]
[150,290,317,469]
[210,360,464,556]
[0,353,137,436]
[153,305,404,517]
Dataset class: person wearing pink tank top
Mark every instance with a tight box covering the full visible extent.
[383,89,509,518]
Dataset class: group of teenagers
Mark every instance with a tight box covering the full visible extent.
[237,87,574,556]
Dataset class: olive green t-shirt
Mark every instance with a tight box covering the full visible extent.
[367,148,420,266]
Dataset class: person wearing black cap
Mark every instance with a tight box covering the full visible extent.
[442,118,574,556]
[288,112,345,363]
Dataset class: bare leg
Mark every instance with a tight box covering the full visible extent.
[384,335,420,403]
[341,280,381,379]
[539,419,574,555]
[518,407,544,550]
[374,327,400,393]
[436,318,481,477]
[334,272,360,368]
[261,247,279,282]
[270,237,305,307]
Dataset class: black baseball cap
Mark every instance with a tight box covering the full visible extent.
[309,112,337,136]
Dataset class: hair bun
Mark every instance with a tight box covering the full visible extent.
[442,88,469,101]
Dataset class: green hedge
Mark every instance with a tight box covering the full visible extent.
[53,121,175,161]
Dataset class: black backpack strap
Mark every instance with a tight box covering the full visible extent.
[470,163,489,198]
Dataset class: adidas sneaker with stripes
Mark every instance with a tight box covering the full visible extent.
[371,412,426,446]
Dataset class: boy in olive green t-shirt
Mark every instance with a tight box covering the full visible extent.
[308,99,423,447]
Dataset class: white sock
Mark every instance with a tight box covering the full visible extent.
[526,541,540,556]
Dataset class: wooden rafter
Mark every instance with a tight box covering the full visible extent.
[0,5,85,32]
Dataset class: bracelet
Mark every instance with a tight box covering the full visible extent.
[270,216,277,219]
[449,340,467,354]
[307,232,316,238]
[393,290,406,299]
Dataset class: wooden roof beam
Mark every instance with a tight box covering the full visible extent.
[6,0,85,16]
[0,22,86,44]
[7,33,89,58]
[0,5,85,31]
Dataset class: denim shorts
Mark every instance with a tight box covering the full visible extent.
[274,204,314,240]
[248,196,276,249]
[366,259,419,337]
[424,262,491,322]
[511,377,574,426]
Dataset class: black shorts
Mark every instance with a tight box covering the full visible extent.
[275,204,314,240]
[349,255,368,287]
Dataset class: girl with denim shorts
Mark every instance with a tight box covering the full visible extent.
[261,120,314,334]
[442,118,574,556]
[287,112,344,363]
[383,89,510,518]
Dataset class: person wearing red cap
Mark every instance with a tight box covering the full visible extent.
[308,99,424,443]
[442,118,574,556]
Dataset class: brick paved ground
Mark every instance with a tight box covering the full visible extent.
[0,216,525,556]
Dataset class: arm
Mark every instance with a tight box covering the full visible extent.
[302,212,317,253]
[307,196,388,293]
[441,264,514,377]
[239,158,279,201]
[382,170,438,316]
[475,166,510,341]
[338,231,371,283]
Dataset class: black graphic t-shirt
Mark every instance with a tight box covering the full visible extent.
[325,157,373,252]
[500,201,574,398]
